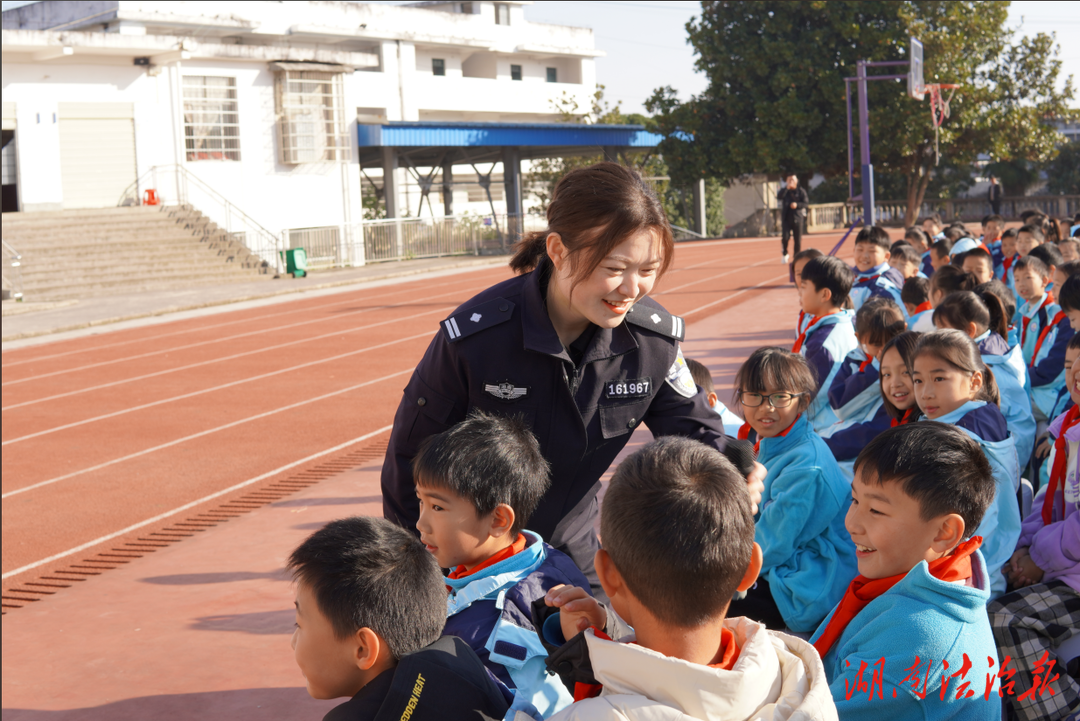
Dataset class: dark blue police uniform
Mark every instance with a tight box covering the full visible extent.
[380,258,735,589]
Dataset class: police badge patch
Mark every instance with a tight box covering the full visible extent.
[665,347,698,398]
[483,381,529,402]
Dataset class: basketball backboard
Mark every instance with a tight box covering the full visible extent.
[908,37,924,100]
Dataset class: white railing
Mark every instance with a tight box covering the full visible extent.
[358,213,548,264]
[2,238,23,301]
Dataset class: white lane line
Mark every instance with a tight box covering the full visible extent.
[1,369,411,499]
[682,271,794,318]
[0,424,394,581]
[2,330,434,446]
[655,258,775,296]
[2,304,449,411]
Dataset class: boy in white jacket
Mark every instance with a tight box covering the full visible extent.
[537,436,838,721]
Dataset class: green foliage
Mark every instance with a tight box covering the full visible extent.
[1045,143,1080,195]
[648,0,1075,223]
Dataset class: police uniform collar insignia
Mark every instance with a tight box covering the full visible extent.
[484,381,529,402]
[625,302,686,342]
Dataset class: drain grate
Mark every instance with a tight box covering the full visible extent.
[2,439,389,613]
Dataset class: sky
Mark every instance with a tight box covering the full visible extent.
[3,0,1077,115]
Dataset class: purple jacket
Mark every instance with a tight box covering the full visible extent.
[1018,410,1080,592]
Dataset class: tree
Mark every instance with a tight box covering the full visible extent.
[1044,142,1080,195]
[647,1,1075,225]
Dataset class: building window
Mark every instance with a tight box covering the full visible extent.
[495,3,510,25]
[510,64,522,81]
[432,58,446,76]
[182,76,240,161]
[546,67,558,83]
[274,69,350,164]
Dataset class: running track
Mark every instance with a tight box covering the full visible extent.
[1,236,840,591]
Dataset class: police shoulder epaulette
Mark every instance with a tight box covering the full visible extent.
[441,298,515,342]
[625,302,685,341]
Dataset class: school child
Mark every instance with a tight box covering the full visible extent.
[911,265,977,333]
[828,298,906,424]
[1031,335,1080,488]
[538,437,839,720]
[810,423,1002,721]
[889,243,924,279]
[976,278,1021,348]
[796,255,859,431]
[901,276,932,330]
[288,517,513,721]
[906,227,936,277]
[922,213,945,241]
[1029,242,1063,295]
[686,357,744,437]
[997,228,1020,284]
[850,226,905,313]
[793,248,824,334]
[1015,255,1075,421]
[960,246,995,284]
[413,411,590,717]
[1061,237,1080,264]
[910,329,1023,597]
[727,347,858,633]
[822,330,920,478]
[1056,259,1080,292]
[933,290,1036,470]
[948,235,980,260]
[929,238,953,273]
[989,337,1080,721]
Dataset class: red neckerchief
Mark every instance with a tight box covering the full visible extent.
[1029,311,1068,368]
[856,274,881,285]
[891,407,916,427]
[858,356,874,373]
[739,414,800,456]
[1044,405,1080,525]
[447,534,527,580]
[793,316,817,353]
[813,537,982,658]
[1003,254,1017,272]
[914,301,932,314]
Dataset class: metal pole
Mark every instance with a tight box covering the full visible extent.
[846,78,854,203]
[856,61,876,226]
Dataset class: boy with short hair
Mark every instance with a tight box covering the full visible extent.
[997,228,1020,282]
[982,213,1006,275]
[810,423,1001,721]
[797,255,859,431]
[961,247,995,285]
[413,411,590,717]
[889,244,925,279]
[543,437,839,720]
[922,213,944,241]
[1029,242,1063,294]
[1059,237,1080,264]
[288,516,513,721]
[686,357,744,437]
[901,276,932,330]
[1015,255,1075,420]
[793,248,825,334]
[930,238,953,272]
[850,226,905,314]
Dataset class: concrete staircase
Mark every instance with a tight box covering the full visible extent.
[0,205,277,301]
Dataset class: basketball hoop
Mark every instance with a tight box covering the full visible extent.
[924,83,960,165]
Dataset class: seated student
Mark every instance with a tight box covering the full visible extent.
[810,423,1002,721]
[1029,242,1064,297]
[906,227,936,278]
[823,331,921,478]
[1030,335,1080,488]
[728,347,858,633]
[793,248,825,334]
[933,290,1036,470]
[929,238,954,274]
[1061,237,1080,264]
[922,213,945,241]
[1010,224,1046,297]
[890,243,925,280]
[910,330,1023,598]
[1015,255,1075,421]
[976,278,1021,348]
[542,436,839,720]
[901,276,932,330]
[1055,259,1080,292]
[828,298,906,424]
[911,265,977,333]
[989,339,1080,721]
[413,412,590,717]
[948,234,981,261]
[850,226,905,314]
[795,255,859,431]
[288,517,513,721]
[961,246,995,285]
[997,228,1020,284]
[686,357,744,437]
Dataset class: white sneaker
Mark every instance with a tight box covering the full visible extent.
[783,253,790,264]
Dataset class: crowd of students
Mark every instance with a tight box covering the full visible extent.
[285,210,1080,721]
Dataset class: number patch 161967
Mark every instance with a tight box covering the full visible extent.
[605,378,652,398]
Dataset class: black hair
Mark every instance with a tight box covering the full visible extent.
[891,244,922,268]
[792,248,823,265]
[962,246,993,264]
[1029,243,1062,272]
[933,290,1009,340]
[1059,259,1080,278]
[930,265,977,298]
[1070,333,1080,352]
[1020,209,1040,223]
[931,238,953,259]
[855,225,892,251]
[974,280,1016,323]
[412,410,550,535]
[685,357,715,395]
[983,214,1004,227]
[800,255,853,307]
[856,298,906,346]
[1060,238,1080,256]
[1018,224,1046,244]
[1001,227,1019,244]
[902,276,930,307]
[922,213,943,228]
[891,240,912,253]
[854,423,995,538]
[879,331,922,421]
[602,436,755,627]
[944,226,969,243]
[1014,255,1049,279]
[905,227,931,251]
[287,517,446,657]
[733,346,817,412]
[913,329,1000,407]
[1059,274,1080,313]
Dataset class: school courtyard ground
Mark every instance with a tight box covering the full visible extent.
[1,229,878,720]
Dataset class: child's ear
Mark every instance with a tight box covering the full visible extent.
[707,391,718,408]
[966,321,979,339]
[488,503,516,539]
[930,514,966,556]
[820,287,833,304]
[594,549,624,604]
[354,627,384,671]
[969,369,984,396]
[736,542,764,592]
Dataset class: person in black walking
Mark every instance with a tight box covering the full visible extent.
[988,175,1003,216]
[777,174,809,264]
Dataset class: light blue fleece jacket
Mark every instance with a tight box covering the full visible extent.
[800,310,859,432]
[976,330,1036,467]
[755,413,859,632]
[811,549,1001,721]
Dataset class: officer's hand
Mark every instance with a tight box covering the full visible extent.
[545,584,607,640]
[746,461,766,514]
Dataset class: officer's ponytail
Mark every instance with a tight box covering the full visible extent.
[509,162,675,284]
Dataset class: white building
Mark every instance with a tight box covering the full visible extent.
[1,0,603,261]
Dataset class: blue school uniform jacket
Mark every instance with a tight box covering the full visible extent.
[850,263,906,317]
[932,401,1022,599]
[755,414,859,632]
[920,250,935,278]
[1018,292,1074,418]
[821,401,891,479]
[977,330,1036,467]
[828,347,880,423]
[801,310,859,432]
[988,238,1004,275]
[443,531,587,717]
[810,549,1001,721]
[907,308,934,332]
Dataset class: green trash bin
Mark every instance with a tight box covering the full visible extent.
[282,247,308,278]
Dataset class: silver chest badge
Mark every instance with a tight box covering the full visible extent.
[484,381,528,401]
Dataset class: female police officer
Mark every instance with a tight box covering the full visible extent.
[381,162,765,591]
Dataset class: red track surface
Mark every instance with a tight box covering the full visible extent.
[1,236,842,590]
